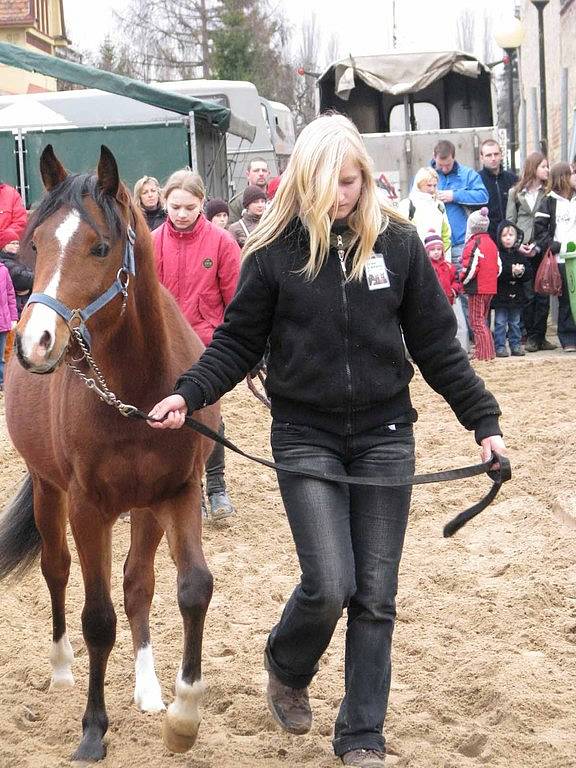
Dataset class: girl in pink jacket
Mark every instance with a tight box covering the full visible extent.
[152,170,241,521]
[0,262,17,390]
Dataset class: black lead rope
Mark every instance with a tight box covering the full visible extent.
[131,409,511,537]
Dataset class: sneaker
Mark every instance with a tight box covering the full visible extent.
[563,345,576,353]
[208,490,235,520]
[539,339,558,351]
[265,667,312,735]
[525,339,540,353]
[495,348,509,358]
[510,346,525,356]
[341,749,386,766]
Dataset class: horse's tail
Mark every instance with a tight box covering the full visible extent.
[0,474,41,581]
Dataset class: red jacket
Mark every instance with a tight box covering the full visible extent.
[0,183,27,249]
[153,215,241,346]
[430,257,461,305]
[461,233,501,295]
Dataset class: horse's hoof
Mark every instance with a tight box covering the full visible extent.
[71,737,106,762]
[50,672,75,690]
[134,686,166,713]
[162,716,199,753]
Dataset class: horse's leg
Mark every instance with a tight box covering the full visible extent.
[68,504,116,762]
[152,482,212,754]
[123,508,165,712]
[34,478,74,689]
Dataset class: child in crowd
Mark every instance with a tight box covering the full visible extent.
[228,185,267,247]
[399,167,452,258]
[0,260,17,391]
[461,207,501,361]
[424,230,460,304]
[493,221,532,358]
[205,198,230,229]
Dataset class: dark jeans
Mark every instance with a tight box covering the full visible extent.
[494,307,522,350]
[558,264,576,347]
[205,418,226,495]
[266,420,415,756]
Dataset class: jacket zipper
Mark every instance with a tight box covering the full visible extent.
[337,235,353,434]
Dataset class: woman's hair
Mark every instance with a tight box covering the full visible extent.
[162,169,205,202]
[242,113,405,281]
[413,167,439,192]
[548,162,574,199]
[514,152,546,194]
[133,175,161,209]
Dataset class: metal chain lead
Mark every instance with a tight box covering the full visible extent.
[67,327,137,417]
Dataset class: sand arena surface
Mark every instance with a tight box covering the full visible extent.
[1,358,576,768]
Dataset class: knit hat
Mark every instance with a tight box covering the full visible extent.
[205,198,229,221]
[267,175,282,200]
[423,229,444,253]
[465,206,490,240]
[243,184,267,209]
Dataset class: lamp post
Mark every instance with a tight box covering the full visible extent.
[530,0,550,155]
[495,18,524,174]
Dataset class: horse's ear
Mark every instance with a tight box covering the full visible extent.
[40,144,68,191]
[97,145,119,197]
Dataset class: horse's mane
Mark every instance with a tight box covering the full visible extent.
[24,173,125,251]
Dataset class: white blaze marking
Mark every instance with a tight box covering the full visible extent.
[22,210,81,358]
[134,645,165,712]
[166,667,204,738]
[49,634,75,690]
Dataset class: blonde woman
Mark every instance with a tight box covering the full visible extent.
[148,114,506,767]
[398,167,452,258]
[152,169,241,520]
[133,175,166,231]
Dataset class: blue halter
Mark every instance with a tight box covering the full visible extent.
[27,225,136,351]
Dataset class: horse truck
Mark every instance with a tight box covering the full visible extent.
[317,51,504,202]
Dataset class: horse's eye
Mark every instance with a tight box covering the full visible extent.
[30,242,37,252]
[90,243,109,258]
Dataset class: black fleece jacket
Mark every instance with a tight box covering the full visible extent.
[175,217,501,442]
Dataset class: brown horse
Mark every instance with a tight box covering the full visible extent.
[0,145,220,761]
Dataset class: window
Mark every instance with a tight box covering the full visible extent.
[388,102,441,133]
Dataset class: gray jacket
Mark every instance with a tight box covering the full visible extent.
[506,187,546,244]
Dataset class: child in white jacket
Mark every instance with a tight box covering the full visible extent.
[399,167,452,260]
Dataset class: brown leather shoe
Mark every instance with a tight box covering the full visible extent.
[266,669,312,735]
[341,748,386,766]
[539,338,558,351]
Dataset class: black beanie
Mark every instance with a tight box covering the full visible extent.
[205,198,229,221]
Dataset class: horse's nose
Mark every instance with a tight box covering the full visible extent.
[38,330,53,353]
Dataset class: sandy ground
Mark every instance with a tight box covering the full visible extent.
[1,352,576,768]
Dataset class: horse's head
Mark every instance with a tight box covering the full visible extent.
[16,145,134,373]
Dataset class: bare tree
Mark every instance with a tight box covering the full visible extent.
[291,14,323,131]
[456,8,476,54]
[482,12,495,65]
[324,32,341,68]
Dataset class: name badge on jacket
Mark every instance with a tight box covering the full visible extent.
[365,253,390,290]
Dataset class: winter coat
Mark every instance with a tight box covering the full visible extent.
[152,215,241,346]
[398,185,452,256]
[142,205,167,232]
[506,186,546,244]
[492,220,532,309]
[228,211,263,248]
[430,160,489,246]
[479,166,518,242]
[0,251,34,292]
[461,232,501,295]
[0,183,27,249]
[174,217,501,443]
[533,192,576,265]
[430,256,461,305]
[0,263,17,332]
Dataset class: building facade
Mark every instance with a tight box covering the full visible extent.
[519,0,576,162]
[0,0,69,93]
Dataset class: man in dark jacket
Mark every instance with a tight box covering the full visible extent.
[479,139,517,243]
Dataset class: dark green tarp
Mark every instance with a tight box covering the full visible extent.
[0,41,232,131]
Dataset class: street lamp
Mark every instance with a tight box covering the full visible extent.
[529,0,550,155]
[495,18,524,174]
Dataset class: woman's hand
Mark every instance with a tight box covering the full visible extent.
[480,435,507,463]
[147,394,188,429]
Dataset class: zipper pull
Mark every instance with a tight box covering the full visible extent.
[337,234,346,275]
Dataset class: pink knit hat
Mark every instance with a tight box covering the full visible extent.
[424,230,444,253]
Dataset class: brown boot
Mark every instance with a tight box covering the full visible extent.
[341,748,386,766]
[266,668,312,735]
